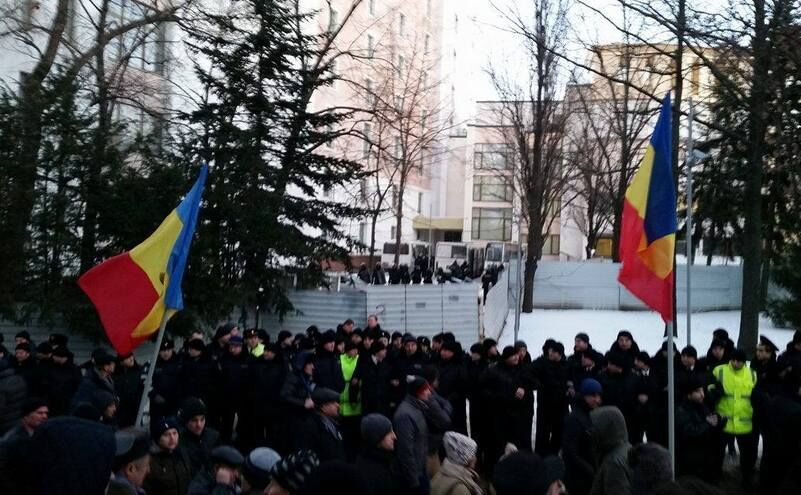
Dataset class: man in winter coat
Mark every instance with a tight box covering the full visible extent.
[561,378,602,495]
[293,387,346,462]
[178,397,220,477]
[597,351,637,437]
[151,339,183,420]
[113,352,144,428]
[218,336,250,443]
[493,451,567,495]
[431,431,484,495]
[109,429,151,495]
[44,347,81,416]
[339,341,362,460]
[71,349,116,413]
[356,414,397,495]
[180,339,219,418]
[708,348,758,489]
[675,378,723,482]
[314,330,345,393]
[394,376,433,495]
[589,406,632,495]
[436,340,469,434]
[144,416,193,495]
[245,343,286,452]
[0,357,28,435]
[532,341,570,456]
[759,389,801,495]
[357,341,392,417]
[13,343,42,395]
[607,331,640,373]
[0,397,49,495]
[480,346,533,472]
[281,351,317,415]
[187,445,245,495]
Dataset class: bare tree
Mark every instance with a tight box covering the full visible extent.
[489,0,578,313]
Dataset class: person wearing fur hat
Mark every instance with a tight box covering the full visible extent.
[151,338,183,420]
[436,340,469,434]
[178,397,221,476]
[242,447,280,494]
[265,450,319,495]
[71,348,116,414]
[293,387,346,462]
[217,335,250,443]
[113,352,144,428]
[144,416,193,495]
[45,346,81,417]
[355,414,397,495]
[394,376,433,494]
[431,431,484,495]
[562,378,602,495]
[187,445,245,495]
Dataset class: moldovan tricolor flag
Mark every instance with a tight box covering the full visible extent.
[618,94,677,323]
[79,165,208,355]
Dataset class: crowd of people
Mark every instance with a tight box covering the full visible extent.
[355,259,496,286]
[1,318,801,495]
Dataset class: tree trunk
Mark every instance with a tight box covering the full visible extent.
[738,0,769,354]
[368,211,379,269]
[393,180,405,266]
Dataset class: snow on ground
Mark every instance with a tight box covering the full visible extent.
[499,309,795,356]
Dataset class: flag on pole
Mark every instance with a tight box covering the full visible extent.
[618,94,677,322]
[79,165,208,355]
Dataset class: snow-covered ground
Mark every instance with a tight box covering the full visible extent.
[499,309,795,355]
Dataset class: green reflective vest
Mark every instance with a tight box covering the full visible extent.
[249,343,264,358]
[340,354,362,417]
[713,363,757,435]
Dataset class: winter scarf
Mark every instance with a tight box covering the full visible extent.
[435,459,484,495]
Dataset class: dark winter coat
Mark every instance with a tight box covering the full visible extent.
[532,357,570,410]
[14,357,42,395]
[355,446,395,495]
[280,369,315,412]
[0,423,35,495]
[436,355,469,432]
[589,406,632,495]
[181,425,220,476]
[247,356,286,418]
[217,352,250,409]
[314,349,345,393]
[597,370,637,419]
[187,468,237,495]
[394,395,430,489]
[426,390,453,455]
[113,362,144,427]
[357,356,392,416]
[152,355,183,416]
[71,367,116,413]
[45,360,81,416]
[144,446,193,495]
[180,355,219,407]
[293,412,346,462]
[0,363,27,435]
[608,342,640,373]
[760,394,801,494]
[561,399,596,495]
[675,398,722,481]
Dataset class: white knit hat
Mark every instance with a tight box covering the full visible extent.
[443,431,478,466]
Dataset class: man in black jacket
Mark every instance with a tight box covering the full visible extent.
[246,343,286,451]
[178,397,220,477]
[393,377,432,495]
[70,349,115,414]
[357,342,392,417]
[355,414,396,495]
[45,347,81,417]
[561,378,602,495]
[113,352,144,428]
[151,338,183,420]
[533,341,570,456]
[675,378,723,482]
[435,340,469,434]
[294,387,346,462]
[218,336,250,444]
[314,330,345,393]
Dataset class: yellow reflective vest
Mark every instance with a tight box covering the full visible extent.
[712,363,757,435]
[340,354,362,417]
[249,343,264,358]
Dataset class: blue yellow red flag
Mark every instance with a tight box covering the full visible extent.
[618,94,677,322]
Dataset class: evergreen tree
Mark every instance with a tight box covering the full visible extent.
[178,0,366,323]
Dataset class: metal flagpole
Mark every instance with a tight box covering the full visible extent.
[667,320,676,477]
[686,98,695,347]
[135,313,171,426]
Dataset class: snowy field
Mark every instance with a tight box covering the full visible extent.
[499,309,795,355]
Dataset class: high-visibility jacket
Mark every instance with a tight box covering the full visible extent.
[340,354,362,417]
[712,363,757,435]
[249,343,265,358]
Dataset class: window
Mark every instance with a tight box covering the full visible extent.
[359,179,368,199]
[417,192,423,212]
[391,226,397,239]
[360,222,368,244]
[543,234,561,255]
[397,55,405,77]
[362,123,372,159]
[474,143,513,170]
[367,34,375,58]
[328,8,339,33]
[471,208,512,241]
[399,13,406,36]
[369,0,375,16]
[473,176,513,202]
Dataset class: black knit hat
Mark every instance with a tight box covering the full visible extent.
[501,346,517,361]
[360,414,393,447]
[606,351,627,368]
[681,346,698,358]
[370,341,387,355]
[758,335,778,353]
[49,333,68,348]
[15,331,31,341]
[494,451,565,495]
[731,348,747,362]
[210,445,245,468]
[278,330,293,343]
[402,333,416,344]
[22,396,48,416]
[93,350,115,367]
[320,330,336,344]
[270,450,320,493]
[617,330,634,340]
[470,343,484,355]
[441,340,460,354]
[635,351,652,367]
[114,429,150,470]
[575,332,590,344]
[160,338,174,351]
[187,338,206,352]
[150,416,180,442]
[178,397,207,422]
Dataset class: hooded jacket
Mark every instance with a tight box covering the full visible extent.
[589,406,632,495]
